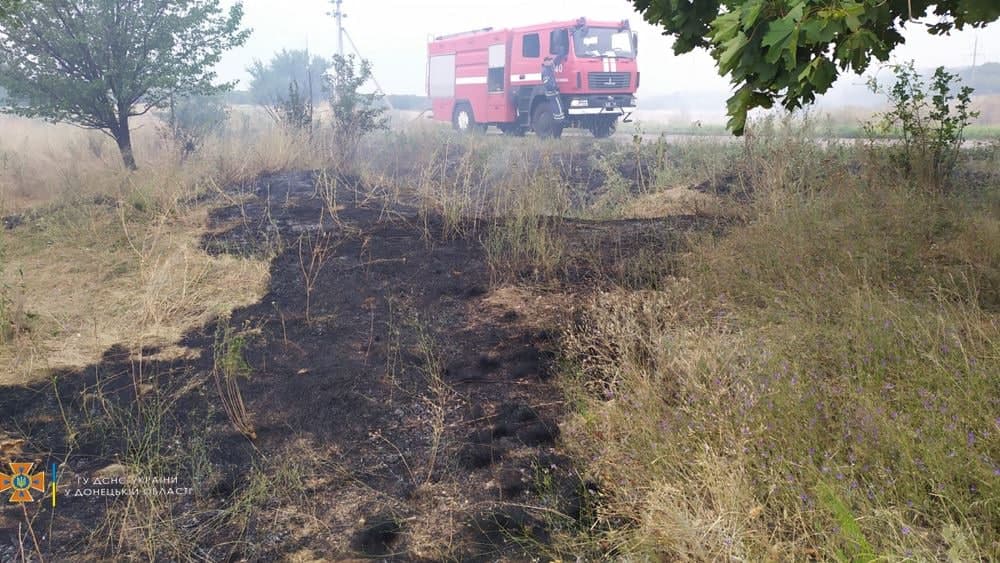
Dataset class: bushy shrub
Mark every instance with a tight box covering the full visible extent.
[162,94,229,157]
[265,79,312,131]
[865,63,979,190]
[326,54,388,164]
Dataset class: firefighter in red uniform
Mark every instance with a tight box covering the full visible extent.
[542,55,565,121]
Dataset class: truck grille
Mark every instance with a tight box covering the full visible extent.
[588,72,631,89]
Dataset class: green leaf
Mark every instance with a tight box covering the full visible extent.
[718,32,749,74]
[785,2,805,24]
[725,86,773,135]
[838,29,881,70]
[740,0,765,29]
[712,10,741,40]
[752,58,779,83]
[762,19,794,64]
[726,87,752,135]
[842,2,866,18]
[798,57,837,90]
[762,4,806,68]
[803,16,843,42]
[845,13,861,32]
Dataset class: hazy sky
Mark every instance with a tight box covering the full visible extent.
[217,0,1000,97]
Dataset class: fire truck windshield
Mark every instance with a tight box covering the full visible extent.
[573,27,634,58]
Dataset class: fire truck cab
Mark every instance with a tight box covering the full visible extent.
[427,17,638,138]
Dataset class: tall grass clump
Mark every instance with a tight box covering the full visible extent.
[558,128,1000,560]
[482,151,572,284]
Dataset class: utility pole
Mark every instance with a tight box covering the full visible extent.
[970,34,978,87]
[306,39,314,123]
[327,0,393,110]
[332,0,345,58]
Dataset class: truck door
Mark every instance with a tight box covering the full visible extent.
[511,32,542,86]
[486,43,507,123]
[510,32,543,119]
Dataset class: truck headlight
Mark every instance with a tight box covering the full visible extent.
[569,98,589,107]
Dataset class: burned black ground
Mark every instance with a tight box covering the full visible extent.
[0,168,717,561]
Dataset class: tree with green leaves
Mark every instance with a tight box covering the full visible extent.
[162,93,229,158]
[629,0,1000,133]
[247,50,328,131]
[247,49,330,107]
[0,1,250,169]
[326,54,388,163]
[0,0,21,20]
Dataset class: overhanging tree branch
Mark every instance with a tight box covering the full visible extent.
[629,0,1000,134]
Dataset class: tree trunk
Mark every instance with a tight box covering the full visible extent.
[113,115,137,170]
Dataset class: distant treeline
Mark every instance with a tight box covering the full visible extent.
[956,62,1000,95]
[640,61,1000,112]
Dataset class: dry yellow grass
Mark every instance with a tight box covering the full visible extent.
[558,126,1000,560]
[0,114,332,384]
[0,207,269,385]
[619,186,728,218]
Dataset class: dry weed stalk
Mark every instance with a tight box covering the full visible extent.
[212,321,256,441]
[297,230,337,324]
[20,505,45,563]
[413,320,452,485]
[314,169,342,227]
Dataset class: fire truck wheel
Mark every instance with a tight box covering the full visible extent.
[590,119,617,138]
[532,103,563,139]
[452,105,483,134]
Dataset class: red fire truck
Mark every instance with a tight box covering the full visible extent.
[427,17,638,138]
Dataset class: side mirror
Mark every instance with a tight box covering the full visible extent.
[632,31,638,54]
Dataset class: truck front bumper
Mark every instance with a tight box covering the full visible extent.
[564,94,636,117]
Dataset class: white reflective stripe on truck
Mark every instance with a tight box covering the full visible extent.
[455,76,488,85]
[511,73,542,83]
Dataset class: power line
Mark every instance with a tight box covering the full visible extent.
[327,0,394,108]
